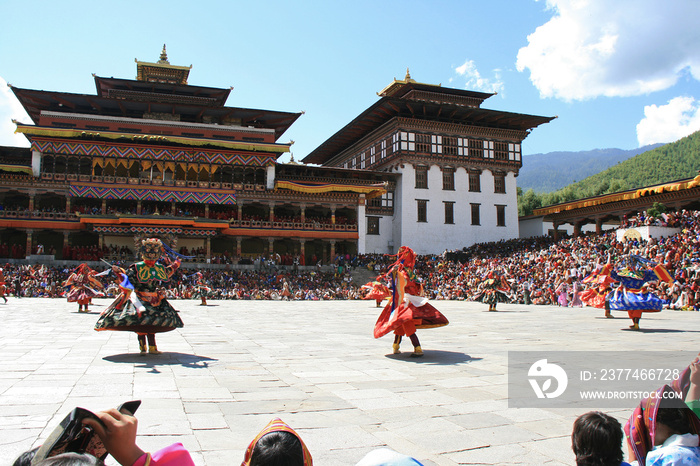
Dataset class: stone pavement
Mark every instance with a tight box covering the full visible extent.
[0,297,697,465]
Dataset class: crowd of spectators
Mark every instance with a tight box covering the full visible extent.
[1,208,699,310]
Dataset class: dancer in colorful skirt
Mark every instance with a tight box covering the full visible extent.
[580,259,616,318]
[0,267,7,303]
[361,278,391,307]
[474,270,510,311]
[95,238,183,354]
[599,254,673,330]
[374,246,449,357]
[193,271,211,306]
[63,263,104,312]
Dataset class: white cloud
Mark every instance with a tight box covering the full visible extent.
[454,60,504,95]
[636,96,700,146]
[517,0,700,101]
[0,76,31,147]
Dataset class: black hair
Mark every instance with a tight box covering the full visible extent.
[32,453,104,466]
[571,411,624,466]
[250,431,304,466]
[656,407,694,436]
[13,446,39,466]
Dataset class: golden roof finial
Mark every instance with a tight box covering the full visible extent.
[158,44,169,64]
[405,67,411,81]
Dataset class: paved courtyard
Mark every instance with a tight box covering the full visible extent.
[0,297,697,465]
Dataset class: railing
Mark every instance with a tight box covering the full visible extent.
[0,210,78,221]
[31,174,264,191]
[228,219,358,232]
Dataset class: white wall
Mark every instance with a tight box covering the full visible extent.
[379,163,520,255]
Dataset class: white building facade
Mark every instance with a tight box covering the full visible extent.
[303,72,553,255]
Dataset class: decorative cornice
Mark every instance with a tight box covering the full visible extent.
[31,140,276,166]
[396,117,529,141]
[16,124,288,153]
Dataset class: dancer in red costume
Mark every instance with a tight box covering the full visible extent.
[361,279,391,307]
[63,264,104,312]
[580,257,616,318]
[0,268,7,303]
[374,246,449,357]
[193,271,211,306]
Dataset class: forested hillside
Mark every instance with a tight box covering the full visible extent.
[518,130,700,216]
[518,144,661,193]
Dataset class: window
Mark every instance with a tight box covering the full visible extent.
[417,199,428,223]
[367,216,380,235]
[416,133,430,153]
[415,166,428,189]
[469,171,481,192]
[442,167,455,190]
[508,143,521,161]
[494,172,506,194]
[431,135,442,154]
[444,202,454,224]
[483,140,494,158]
[457,138,469,156]
[368,191,394,209]
[443,136,457,155]
[471,203,480,225]
[496,205,506,227]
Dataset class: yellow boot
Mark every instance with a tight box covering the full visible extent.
[148,345,162,355]
[411,346,424,358]
[392,343,401,354]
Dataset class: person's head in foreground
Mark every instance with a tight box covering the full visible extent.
[242,418,312,466]
[572,411,625,466]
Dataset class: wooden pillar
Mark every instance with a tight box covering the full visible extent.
[299,239,306,265]
[101,199,107,215]
[300,205,306,223]
[236,237,242,258]
[28,195,35,211]
[331,206,336,225]
[595,218,603,235]
[26,229,33,257]
[206,236,211,261]
[204,204,209,219]
[65,196,71,214]
[329,240,336,263]
[137,200,142,215]
[269,202,275,222]
[268,238,274,255]
[171,202,176,215]
[573,221,581,238]
[552,221,560,241]
[238,203,243,221]
[99,233,104,248]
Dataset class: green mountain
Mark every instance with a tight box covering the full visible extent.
[519,144,662,193]
[518,130,700,216]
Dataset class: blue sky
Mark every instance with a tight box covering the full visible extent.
[2,0,700,163]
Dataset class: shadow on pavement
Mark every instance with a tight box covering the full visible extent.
[385,350,481,365]
[103,352,218,373]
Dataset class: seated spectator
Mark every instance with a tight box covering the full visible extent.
[14,408,194,466]
[645,403,700,465]
[241,418,312,466]
[571,411,630,466]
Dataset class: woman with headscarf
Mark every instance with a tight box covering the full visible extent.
[374,246,449,357]
[241,418,312,466]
